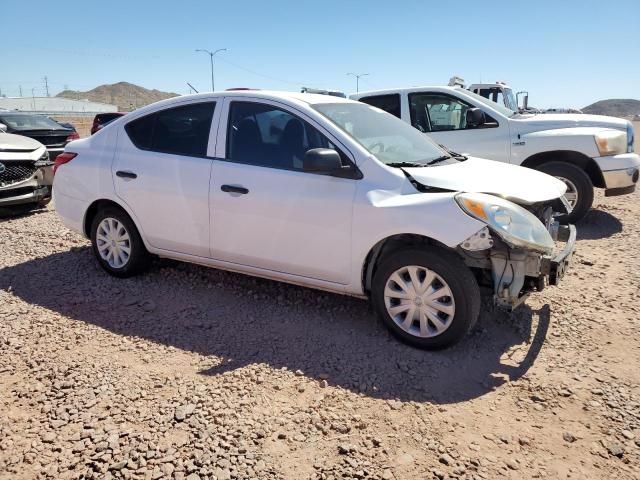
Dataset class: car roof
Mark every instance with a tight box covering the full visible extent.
[120,90,359,121]
[350,86,461,98]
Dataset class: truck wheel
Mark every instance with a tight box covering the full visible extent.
[371,247,481,350]
[90,207,150,278]
[538,162,593,223]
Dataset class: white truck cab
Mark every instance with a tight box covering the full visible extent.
[351,86,639,222]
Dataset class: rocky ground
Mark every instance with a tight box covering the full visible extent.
[0,190,639,480]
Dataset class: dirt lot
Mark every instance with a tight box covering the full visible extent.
[0,189,639,480]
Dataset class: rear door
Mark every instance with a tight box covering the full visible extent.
[112,100,219,257]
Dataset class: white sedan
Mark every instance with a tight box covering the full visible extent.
[53,91,575,349]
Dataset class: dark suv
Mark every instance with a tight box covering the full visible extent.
[91,112,126,135]
[0,112,79,162]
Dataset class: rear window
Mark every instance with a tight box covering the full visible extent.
[0,114,67,131]
[96,113,123,124]
[125,102,215,156]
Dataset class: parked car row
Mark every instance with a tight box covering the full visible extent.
[8,85,640,349]
[0,111,125,213]
[53,90,580,349]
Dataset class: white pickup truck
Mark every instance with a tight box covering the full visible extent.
[351,87,639,222]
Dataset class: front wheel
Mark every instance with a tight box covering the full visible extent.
[371,248,481,350]
[90,208,150,278]
[538,162,593,224]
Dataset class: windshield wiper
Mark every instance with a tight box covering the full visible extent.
[425,155,452,165]
[385,161,427,168]
[437,144,467,161]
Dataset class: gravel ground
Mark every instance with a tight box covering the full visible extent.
[1,190,639,480]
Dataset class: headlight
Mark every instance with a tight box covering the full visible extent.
[627,122,635,153]
[594,130,627,156]
[456,192,555,255]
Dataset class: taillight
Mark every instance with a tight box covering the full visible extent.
[66,132,80,142]
[53,152,77,175]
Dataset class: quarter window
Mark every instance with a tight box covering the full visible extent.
[226,101,349,171]
[358,94,401,118]
[125,102,215,156]
[409,93,498,132]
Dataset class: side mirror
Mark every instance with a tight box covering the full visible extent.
[522,94,529,110]
[465,108,486,128]
[303,148,342,174]
[0,123,7,133]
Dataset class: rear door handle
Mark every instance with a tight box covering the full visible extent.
[221,184,249,195]
[116,170,137,179]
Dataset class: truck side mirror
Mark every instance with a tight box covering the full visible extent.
[523,95,529,110]
[0,123,7,133]
[465,108,486,128]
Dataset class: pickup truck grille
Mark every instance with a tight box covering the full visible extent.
[0,162,37,186]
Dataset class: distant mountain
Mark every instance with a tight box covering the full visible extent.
[56,82,179,111]
[582,99,640,119]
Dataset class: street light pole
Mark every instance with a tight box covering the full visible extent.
[195,48,227,92]
[347,72,369,93]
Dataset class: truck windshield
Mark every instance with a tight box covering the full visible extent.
[464,90,517,118]
[312,102,455,167]
[503,88,518,111]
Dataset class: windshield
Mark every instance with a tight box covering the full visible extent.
[312,102,456,166]
[503,88,518,111]
[463,90,516,118]
[0,114,68,131]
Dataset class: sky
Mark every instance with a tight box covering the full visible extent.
[1,0,638,109]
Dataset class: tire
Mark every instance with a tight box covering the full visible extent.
[90,207,150,278]
[371,247,481,350]
[538,162,593,224]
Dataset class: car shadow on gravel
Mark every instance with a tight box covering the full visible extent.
[576,208,623,240]
[0,248,550,404]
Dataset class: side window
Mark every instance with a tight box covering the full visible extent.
[409,93,497,132]
[125,102,215,156]
[125,114,154,149]
[226,101,350,171]
[359,94,401,118]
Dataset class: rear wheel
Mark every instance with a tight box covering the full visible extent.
[371,247,481,350]
[90,208,150,277]
[538,162,593,223]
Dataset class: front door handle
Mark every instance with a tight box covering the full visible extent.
[116,170,137,179]
[221,184,249,195]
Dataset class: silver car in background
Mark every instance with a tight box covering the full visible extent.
[0,129,52,212]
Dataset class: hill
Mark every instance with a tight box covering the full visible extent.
[56,82,179,111]
[582,99,640,118]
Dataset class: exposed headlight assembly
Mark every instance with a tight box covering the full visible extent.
[456,192,555,255]
[594,130,627,156]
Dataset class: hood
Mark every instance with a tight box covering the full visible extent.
[0,132,44,152]
[518,113,628,132]
[405,157,567,205]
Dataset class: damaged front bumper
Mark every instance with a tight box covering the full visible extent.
[0,163,53,208]
[459,222,577,309]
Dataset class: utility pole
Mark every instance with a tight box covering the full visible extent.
[43,76,50,97]
[31,88,36,110]
[19,85,23,97]
[195,48,227,92]
[347,72,369,93]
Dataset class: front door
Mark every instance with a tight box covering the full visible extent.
[408,92,511,163]
[209,98,357,285]
[113,101,218,257]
